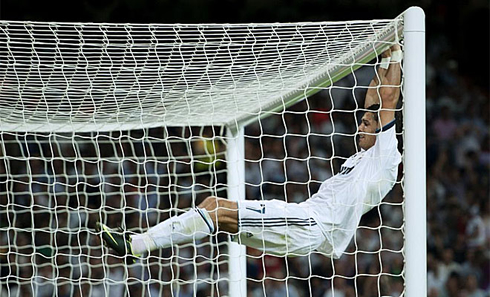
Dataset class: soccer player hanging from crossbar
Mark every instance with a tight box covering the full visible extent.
[96,44,403,261]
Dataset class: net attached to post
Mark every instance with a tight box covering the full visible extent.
[0,17,405,296]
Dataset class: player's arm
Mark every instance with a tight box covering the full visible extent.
[364,44,402,128]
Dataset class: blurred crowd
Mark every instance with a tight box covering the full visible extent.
[424,36,489,296]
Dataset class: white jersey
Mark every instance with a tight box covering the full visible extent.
[302,121,401,258]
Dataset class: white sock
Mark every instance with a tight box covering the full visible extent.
[130,208,215,255]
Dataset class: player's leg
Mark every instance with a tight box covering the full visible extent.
[97,196,238,257]
[95,222,140,263]
[235,200,324,256]
[198,196,239,233]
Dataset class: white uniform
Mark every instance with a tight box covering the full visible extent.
[236,121,401,258]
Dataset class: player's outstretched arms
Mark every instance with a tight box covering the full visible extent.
[364,44,402,127]
[364,47,391,108]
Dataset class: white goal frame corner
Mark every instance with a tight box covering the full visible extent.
[225,7,427,297]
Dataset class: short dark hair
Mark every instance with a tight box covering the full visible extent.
[365,104,380,122]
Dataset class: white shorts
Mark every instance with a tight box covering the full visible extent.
[233,199,325,256]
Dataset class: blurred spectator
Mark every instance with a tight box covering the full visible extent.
[432,105,458,141]
[466,204,486,249]
[428,253,445,295]
[323,278,355,297]
[439,248,461,284]
[461,274,486,297]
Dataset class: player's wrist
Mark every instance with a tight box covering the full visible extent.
[380,57,391,69]
[391,50,403,63]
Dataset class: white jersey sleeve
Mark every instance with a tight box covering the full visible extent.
[372,119,400,164]
[361,119,401,214]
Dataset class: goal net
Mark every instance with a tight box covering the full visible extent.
[0,10,425,297]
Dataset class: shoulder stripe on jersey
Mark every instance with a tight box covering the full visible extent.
[375,118,396,133]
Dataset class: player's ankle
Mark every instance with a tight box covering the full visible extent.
[130,233,157,255]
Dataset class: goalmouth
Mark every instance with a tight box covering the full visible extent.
[0,7,425,297]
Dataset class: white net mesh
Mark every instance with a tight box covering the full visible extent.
[0,17,405,296]
[0,20,400,131]
[1,127,231,296]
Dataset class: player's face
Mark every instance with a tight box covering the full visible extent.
[357,112,378,150]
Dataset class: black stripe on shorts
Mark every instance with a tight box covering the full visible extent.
[240,217,317,228]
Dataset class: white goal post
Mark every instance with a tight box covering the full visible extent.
[0,7,425,297]
[403,7,426,297]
